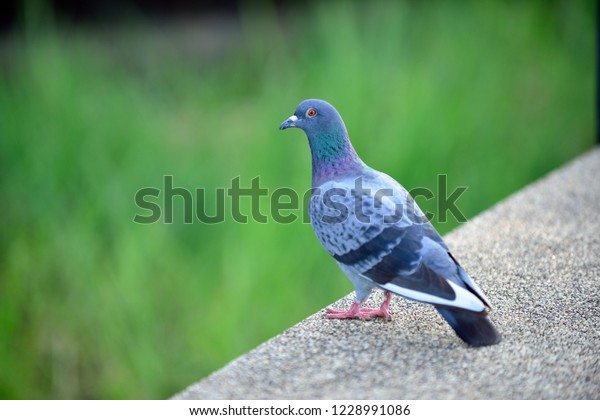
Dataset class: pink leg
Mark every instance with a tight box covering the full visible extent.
[326,292,392,320]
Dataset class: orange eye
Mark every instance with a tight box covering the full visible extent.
[306,108,317,117]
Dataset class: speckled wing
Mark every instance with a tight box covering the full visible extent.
[309,170,490,312]
[309,171,434,269]
[310,170,422,246]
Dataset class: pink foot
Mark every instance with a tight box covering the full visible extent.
[326,292,393,320]
[375,291,393,320]
[357,307,391,320]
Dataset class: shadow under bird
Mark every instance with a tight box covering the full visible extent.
[279,99,501,347]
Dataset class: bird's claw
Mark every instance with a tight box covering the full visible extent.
[325,306,391,320]
[358,307,392,321]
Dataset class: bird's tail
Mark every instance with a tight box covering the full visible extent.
[436,307,502,347]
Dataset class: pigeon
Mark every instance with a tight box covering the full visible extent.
[279,99,501,347]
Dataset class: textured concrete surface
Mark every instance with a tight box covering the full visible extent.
[174,148,600,399]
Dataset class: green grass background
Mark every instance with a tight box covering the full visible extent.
[0,0,595,398]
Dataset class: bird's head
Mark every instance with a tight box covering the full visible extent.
[279,99,347,138]
[279,99,362,184]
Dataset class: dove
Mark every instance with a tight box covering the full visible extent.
[279,99,501,347]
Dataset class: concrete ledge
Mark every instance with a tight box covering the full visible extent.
[174,148,600,399]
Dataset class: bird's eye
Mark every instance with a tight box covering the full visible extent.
[306,108,317,118]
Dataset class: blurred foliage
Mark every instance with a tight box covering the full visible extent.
[0,0,595,399]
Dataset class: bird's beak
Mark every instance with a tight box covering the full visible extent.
[279,115,298,130]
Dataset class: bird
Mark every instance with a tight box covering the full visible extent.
[279,99,501,347]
